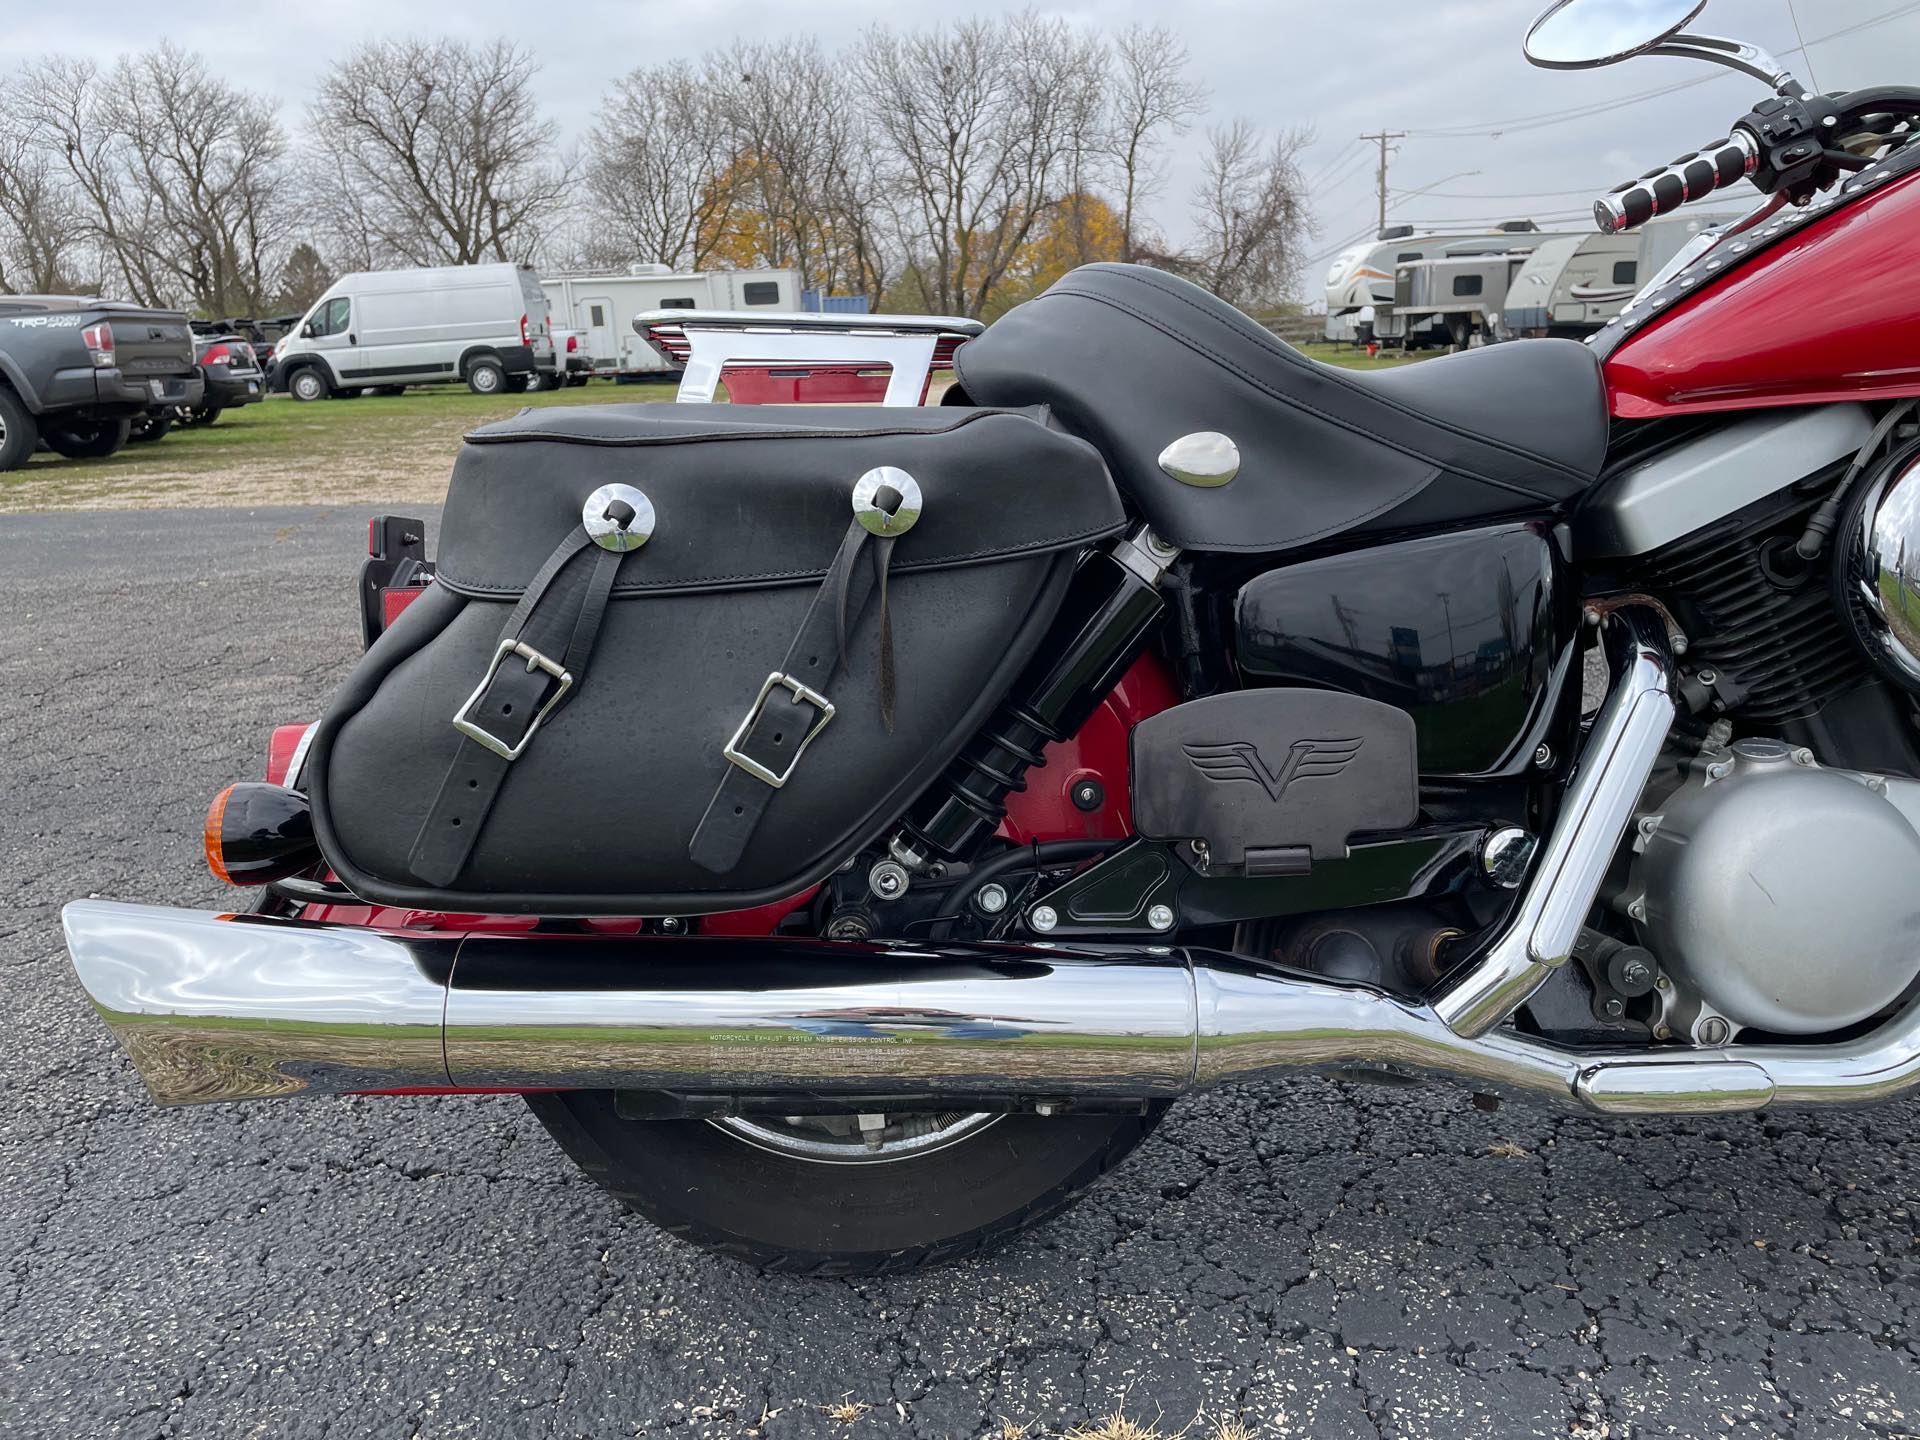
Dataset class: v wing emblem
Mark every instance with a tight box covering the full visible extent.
[1182,736,1365,803]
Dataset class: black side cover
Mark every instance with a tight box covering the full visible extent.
[1131,691,1419,874]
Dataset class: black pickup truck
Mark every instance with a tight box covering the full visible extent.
[0,295,204,470]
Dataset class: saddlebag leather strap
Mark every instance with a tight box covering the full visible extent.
[409,528,629,887]
[687,520,894,876]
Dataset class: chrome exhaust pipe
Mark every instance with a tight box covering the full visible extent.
[63,899,1920,1115]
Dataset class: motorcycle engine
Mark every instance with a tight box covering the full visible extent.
[1629,738,1920,1039]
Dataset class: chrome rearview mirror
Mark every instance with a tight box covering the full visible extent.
[1525,0,1707,69]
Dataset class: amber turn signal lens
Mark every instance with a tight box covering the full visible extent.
[202,782,320,886]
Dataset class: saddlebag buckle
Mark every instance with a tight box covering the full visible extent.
[723,672,836,788]
[451,639,575,760]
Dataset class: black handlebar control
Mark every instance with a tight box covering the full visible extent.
[1595,130,1761,233]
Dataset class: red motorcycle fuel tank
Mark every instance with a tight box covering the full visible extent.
[1605,168,1920,418]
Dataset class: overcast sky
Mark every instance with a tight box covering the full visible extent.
[16,0,1920,291]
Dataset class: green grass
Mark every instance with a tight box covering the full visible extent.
[1296,340,1433,371]
[0,379,674,513]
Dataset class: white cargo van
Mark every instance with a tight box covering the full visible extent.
[271,263,553,401]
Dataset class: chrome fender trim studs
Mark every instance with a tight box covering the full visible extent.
[583,483,655,551]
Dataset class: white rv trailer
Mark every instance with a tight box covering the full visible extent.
[540,266,802,374]
[1323,223,1550,343]
[1502,211,1743,339]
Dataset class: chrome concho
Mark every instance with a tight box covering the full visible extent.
[852,466,922,537]
[1157,431,1241,488]
[1858,453,1920,683]
[583,483,655,552]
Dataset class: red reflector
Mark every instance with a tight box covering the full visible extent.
[367,517,379,556]
[382,585,428,628]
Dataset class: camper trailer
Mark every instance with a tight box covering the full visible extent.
[541,267,802,375]
[1323,223,1551,343]
[1502,211,1743,339]
[1383,231,1575,350]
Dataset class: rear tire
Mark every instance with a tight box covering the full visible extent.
[288,367,329,402]
[466,359,506,395]
[527,1093,1168,1275]
[43,415,131,460]
[129,412,173,443]
[0,385,38,471]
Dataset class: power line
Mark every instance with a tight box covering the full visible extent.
[1389,185,1612,201]
[1305,137,1366,191]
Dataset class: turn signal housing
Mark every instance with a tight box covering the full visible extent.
[204,783,320,885]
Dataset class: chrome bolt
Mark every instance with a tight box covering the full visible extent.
[867,860,909,901]
[1599,997,1626,1020]
[1699,1016,1731,1047]
[1636,815,1660,841]
[1706,762,1731,782]
[1790,748,1815,767]
[1480,827,1535,889]
[1655,975,1671,991]
[657,916,686,935]
[1146,903,1175,932]
[1621,959,1653,990]
[1654,1023,1673,1041]
[1029,904,1059,933]
[1697,668,1719,685]
[1627,897,1647,922]
[1533,744,1554,768]
[1671,635,1689,655]
[976,882,1009,915]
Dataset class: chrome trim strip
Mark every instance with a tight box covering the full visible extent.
[1428,607,1676,1038]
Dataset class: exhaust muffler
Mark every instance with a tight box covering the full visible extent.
[62,899,1920,1116]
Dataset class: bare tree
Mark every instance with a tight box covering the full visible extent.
[1176,121,1313,310]
[858,15,1107,317]
[103,45,291,314]
[583,60,735,271]
[1106,26,1206,263]
[310,39,569,267]
[707,38,891,304]
[0,96,94,293]
[3,50,290,311]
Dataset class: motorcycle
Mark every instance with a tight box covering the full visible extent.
[64,0,1920,1275]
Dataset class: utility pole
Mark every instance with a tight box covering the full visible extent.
[1360,130,1408,236]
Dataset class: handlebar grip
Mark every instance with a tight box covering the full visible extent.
[1595,130,1759,234]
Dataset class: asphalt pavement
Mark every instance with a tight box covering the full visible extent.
[1,506,1916,1439]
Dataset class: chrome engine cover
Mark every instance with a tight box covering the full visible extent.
[1636,739,1920,1035]
[1854,449,1920,686]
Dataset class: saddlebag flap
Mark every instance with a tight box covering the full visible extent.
[306,403,1124,913]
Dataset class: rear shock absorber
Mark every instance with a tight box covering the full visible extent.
[890,527,1178,870]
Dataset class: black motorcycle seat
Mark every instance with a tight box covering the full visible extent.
[955,263,1610,552]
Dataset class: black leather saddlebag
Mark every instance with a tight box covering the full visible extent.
[307,404,1125,913]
